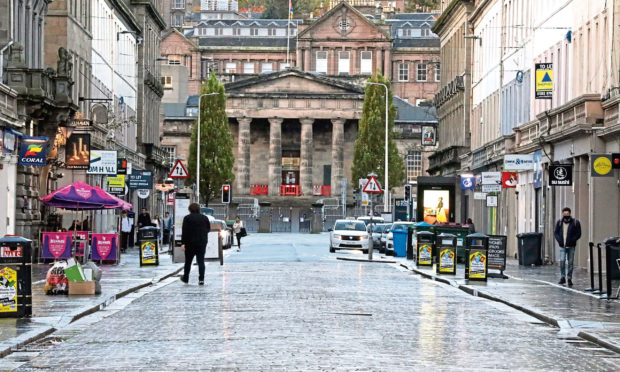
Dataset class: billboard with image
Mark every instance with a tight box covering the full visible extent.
[416,177,456,225]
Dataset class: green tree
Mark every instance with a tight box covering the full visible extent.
[405,0,440,12]
[261,0,320,19]
[352,73,405,193]
[186,72,235,205]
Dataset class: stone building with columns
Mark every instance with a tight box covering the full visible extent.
[160,1,441,203]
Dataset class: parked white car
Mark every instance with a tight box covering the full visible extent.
[329,219,371,253]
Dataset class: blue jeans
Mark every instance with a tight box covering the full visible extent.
[560,246,575,279]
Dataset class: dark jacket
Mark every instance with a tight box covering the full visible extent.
[554,217,581,248]
[137,213,152,228]
[181,212,211,250]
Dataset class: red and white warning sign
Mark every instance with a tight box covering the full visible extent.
[362,175,383,194]
[168,160,189,179]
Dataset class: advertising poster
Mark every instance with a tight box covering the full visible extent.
[88,150,117,174]
[418,244,432,265]
[174,194,191,241]
[91,233,118,261]
[0,267,18,313]
[74,231,88,257]
[439,248,455,273]
[128,170,153,189]
[65,133,90,169]
[422,189,450,225]
[41,232,73,259]
[501,172,517,188]
[140,240,157,265]
[591,154,613,177]
[549,165,573,186]
[18,136,48,167]
[533,151,543,189]
[469,250,487,279]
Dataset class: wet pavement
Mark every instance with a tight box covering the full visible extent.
[2,234,617,370]
[0,246,182,356]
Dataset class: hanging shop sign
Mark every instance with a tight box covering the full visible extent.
[504,154,535,171]
[421,125,437,146]
[481,172,501,185]
[117,158,127,174]
[549,165,573,186]
[501,172,517,188]
[2,128,18,155]
[590,154,613,177]
[137,189,150,199]
[65,133,90,169]
[460,174,475,190]
[106,175,126,194]
[87,150,117,174]
[18,136,48,167]
[486,195,498,207]
[535,63,553,99]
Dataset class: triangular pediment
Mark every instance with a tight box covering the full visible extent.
[298,1,390,41]
[225,70,364,96]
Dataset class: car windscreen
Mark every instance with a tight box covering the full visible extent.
[373,225,386,233]
[334,222,367,231]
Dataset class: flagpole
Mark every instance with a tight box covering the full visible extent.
[286,20,290,65]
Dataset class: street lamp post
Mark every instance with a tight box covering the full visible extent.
[366,82,389,212]
[196,92,221,203]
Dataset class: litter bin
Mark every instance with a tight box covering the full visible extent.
[393,229,408,258]
[516,232,543,266]
[138,227,159,266]
[416,231,435,267]
[0,235,32,318]
[435,224,474,263]
[436,233,457,275]
[465,233,489,281]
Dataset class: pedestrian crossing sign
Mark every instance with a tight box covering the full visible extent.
[535,63,553,99]
[363,175,382,194]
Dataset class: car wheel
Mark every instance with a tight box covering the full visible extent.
[329,246,335,253]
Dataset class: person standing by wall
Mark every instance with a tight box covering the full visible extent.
[163,212,173,246]
[553,207,581,287]
[233,216,245,252]
[137,208,152,229]
[181,203,211,285]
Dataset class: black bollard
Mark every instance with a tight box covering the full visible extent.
[406,227,414,260]
[595,243,603,295]
[585,242,596,292]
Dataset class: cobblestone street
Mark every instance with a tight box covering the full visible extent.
[6,234,619,370]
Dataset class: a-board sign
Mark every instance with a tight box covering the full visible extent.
[487,235,507,271]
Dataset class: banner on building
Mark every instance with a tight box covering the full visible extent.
[590,154,613,177]
[460,174,475,190]
[421,125,436,146]
[128,170,153,189]
[117,158,128,174]
[65,133,91,169]
[533,151,543,189]
[87,150,117,174]
[1,128,18,155]
[18,136,48,167]
[535,63,553,99]
[504,154,535,171]
[501,172,517,188]
[549,165,572,186]
[481,172,501,185]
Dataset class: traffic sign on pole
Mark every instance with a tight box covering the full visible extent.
[363,175,383,194]
[168,160,189,179]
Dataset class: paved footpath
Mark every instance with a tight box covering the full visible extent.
[3,234,618,371]
[397,255,620,354]
[0,246,182,357]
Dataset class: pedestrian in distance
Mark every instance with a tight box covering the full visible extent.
[553,207,581,287]
[137,208,152,228]
[163,212,173,245]
[233,216,245,252]
[120,210,132,253]
[181,203,211,285]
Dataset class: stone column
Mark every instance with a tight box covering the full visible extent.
[268,117,283,196]
[296,47,302,69]
[300,118,314,195]
[375,48,383,74]
[304,48,311,72]
[384,48,392,80]
[331,118,345,197]
[237,117,252,195]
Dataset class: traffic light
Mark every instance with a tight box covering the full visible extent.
[404,184,411,201]
[221,184,232,204]
[612,153,620,169]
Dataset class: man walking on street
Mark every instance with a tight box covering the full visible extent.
[554,207,581,287]
[120,210,132,253]
[181,203,211,285]
[163,212,173,245]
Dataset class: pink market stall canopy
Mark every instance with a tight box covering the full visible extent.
[41,181,132,210]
